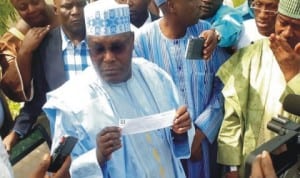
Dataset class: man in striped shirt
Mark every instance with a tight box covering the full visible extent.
[134,0,230,177]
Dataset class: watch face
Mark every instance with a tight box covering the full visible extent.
[215,30,221,41]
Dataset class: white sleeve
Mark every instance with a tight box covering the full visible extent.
[70,148,103,178]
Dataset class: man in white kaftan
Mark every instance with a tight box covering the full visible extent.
[43,1,194,178]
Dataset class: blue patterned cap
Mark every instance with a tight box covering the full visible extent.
[278,0,300,19]
[84,0,131,36]
[154,0,166,7]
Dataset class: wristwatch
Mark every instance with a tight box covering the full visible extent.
[230,166,238,172]
[214,30,221,43]
[226,166,239,172]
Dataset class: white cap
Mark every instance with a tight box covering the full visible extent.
[84,0,131,36]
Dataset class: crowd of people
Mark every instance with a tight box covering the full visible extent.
[0,0,300,177]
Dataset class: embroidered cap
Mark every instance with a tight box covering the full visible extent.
[154,0,166,7]
[84,0,131,36]
[278,0,300,19]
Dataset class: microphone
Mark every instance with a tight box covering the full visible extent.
[283,94,300,116]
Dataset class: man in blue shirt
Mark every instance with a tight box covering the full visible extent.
[134,0,230,177]
[199,0,244,48]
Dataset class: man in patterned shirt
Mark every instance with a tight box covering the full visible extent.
[3,0,91,152]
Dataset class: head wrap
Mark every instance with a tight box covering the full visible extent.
[278,0,300,19]
[84,0,131,36]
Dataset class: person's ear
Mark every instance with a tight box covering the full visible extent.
[167,0,175,13]
[294,42,300,55]
[53,0,59,15]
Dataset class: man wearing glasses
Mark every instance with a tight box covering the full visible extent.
[217,0,300,177]
[236,0,279,49]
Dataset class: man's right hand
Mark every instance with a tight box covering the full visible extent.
[250,151,277,178]
[3,131,19,152]
[96,126,122,165]
[21,26,50,54]
[29,153,71,178]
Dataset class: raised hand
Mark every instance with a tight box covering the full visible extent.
[269,34,300,81]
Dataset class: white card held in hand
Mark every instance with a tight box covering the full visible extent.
[119,109,176,135]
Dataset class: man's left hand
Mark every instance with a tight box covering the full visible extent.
[200,29,218,60]
[172,106,191,134]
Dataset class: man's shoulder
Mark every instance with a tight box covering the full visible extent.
[224,39,269,68]
[238,38,269,53]
[35,27,61,52]
[135,20,159,35]
[217,5,240,15]
[44,27,61,42]
[46,67,98,108]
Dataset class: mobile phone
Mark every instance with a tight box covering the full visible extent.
[185,37,205,59]
[48,136,78,172]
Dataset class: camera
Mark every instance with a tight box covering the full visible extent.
[244,115,300,177]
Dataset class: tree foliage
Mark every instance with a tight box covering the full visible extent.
[0,0,17,36]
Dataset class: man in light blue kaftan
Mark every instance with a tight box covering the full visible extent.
[43,1,194,178]
[134,0,230,177]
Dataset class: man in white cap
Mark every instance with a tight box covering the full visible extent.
[134,0,230,178]
[217,0,300,177]
[43,1,194,177]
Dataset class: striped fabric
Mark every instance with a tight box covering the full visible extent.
[134,19,230,178]
[61,28,91,80]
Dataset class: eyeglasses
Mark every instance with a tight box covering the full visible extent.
[250,2,278,16]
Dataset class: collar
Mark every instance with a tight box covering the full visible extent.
[60,27,87,50]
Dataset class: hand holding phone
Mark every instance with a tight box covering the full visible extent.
[48,136,78,172]
[185,37,205,59]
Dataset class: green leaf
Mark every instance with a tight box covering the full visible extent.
[0,0,17,35]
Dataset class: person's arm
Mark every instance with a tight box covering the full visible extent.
[17,26,50,94]
[0,25,28,102]
[170,106,194,159]
[210,6,243,47]
[70,149,104,178]
[3,98,45,151]
[2,58,47,151]
[44,98,106,178]
[215,51,247,177]
[194,46,230,144]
